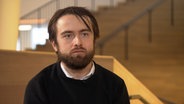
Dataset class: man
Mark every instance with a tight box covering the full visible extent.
[24,6,130,104]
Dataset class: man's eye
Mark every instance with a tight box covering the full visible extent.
[81,32,89,37]
[65,34,71,38]
[63,33,73,38]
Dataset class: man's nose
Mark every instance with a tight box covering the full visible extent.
[74,35,82,47]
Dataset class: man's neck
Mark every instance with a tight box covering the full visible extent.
[60,61,93,80]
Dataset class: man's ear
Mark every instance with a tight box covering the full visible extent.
[50,40,58,52]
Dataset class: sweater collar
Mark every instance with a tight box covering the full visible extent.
[60,62,95,80]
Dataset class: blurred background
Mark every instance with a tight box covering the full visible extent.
[0,0,183,103]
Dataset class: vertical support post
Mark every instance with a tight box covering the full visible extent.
[148,10,152,43]
[125,27,129,60]
[99,44,104,55]
[37,8,41,28]
[110,0,114,7]
[0,0,20,50]
[74,0,78,6]
[56,0,60,10]
[91,0,95,11]
[171,0,174,26]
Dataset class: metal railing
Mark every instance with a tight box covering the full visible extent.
[20,0,127,20]
[96,0,175,59]
[19,0,175,57]
[170,0,174,26]
[129,94,176,104]
[129,95,149,104]
[19,0,126,50]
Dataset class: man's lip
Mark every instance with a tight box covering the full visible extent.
[71,49,86,53]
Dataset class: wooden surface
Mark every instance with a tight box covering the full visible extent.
[0,50,163,104]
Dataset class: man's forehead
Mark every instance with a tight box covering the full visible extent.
[58,14,92,31]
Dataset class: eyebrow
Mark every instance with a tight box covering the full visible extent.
[60,29,92,35]
[60,31,73,35]
[80,29,92,33]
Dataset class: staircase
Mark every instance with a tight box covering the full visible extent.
[94,0,184,103]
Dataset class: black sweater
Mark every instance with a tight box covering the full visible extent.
[24,62,130,104]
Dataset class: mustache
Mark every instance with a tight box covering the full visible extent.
[71,47,86,52]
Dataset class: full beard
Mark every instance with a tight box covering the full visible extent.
[57,49,95,70]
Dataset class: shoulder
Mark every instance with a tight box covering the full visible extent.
[94,63,125,85]
[94,62,129,100]
[35,63,57,78]
[27,62,58,87]
[24,63,58,104]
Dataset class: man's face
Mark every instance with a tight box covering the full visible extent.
[51,14,95,69]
